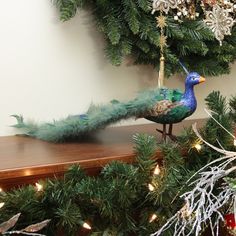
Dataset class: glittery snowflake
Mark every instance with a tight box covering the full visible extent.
[152,0,179,14]
[204,5,235,45]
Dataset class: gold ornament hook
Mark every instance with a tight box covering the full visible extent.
[156,11,167,88]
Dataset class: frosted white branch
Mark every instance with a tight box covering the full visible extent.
[204,108,236,140]
[151,124,236,236]
[3,231,46,236]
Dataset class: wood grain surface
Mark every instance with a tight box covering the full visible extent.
[0,119,205,189]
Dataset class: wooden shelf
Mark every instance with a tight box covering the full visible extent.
[0,119,205,189]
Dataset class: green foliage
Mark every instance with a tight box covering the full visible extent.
[53,0,236,76]
[53,0,87,21]
[225,177,236,193]
[55,201,81,234]
[229,95,236,123]
[150,144,186,205]
[204,91,234,148]
[180,91,236,167]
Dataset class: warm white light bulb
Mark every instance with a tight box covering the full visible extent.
[0,202,5,209]
[194,143,202,151]
[154,164,161,175]
[234,139,236,146]
[35,183,43,192]
[149,214,157,223]
[148,184,155,191]
[83,222,91,230]
[0,188,2,193]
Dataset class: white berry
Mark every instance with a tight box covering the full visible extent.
[174,15,179,20]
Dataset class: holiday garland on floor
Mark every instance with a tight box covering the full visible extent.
[53,0,236,76]
[1,91,236,235]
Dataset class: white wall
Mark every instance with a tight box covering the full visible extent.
[0,0,235,136]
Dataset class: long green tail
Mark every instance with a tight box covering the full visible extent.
[12,89,180,142]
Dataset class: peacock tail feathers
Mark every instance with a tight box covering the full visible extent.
[12,88,184,142]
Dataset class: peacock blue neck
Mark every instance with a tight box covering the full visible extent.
[182,83,197,112]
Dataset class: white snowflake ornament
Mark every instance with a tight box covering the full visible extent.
[152,0,179,14]
[204,5,235,45]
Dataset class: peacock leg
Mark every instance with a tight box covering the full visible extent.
[168,124,177,141]
[162,124,167,141]
[156,124,167,141]
[168,124,173,135]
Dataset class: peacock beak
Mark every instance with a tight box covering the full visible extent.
[199,76,205,83]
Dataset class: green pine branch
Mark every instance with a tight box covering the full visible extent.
[53,0,236,77]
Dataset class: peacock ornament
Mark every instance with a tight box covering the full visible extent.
[13,4,205,142]
[13,67,205,142]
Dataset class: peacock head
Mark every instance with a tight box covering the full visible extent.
[185,72,205,87]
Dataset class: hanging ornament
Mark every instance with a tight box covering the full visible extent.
[204,5,235,45]
[152,0,179,14]
[156,14,167,28]
[225,213,236,235]
[155,13,168,88]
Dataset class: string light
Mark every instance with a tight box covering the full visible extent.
[148,184,155,191]
[0,187,2,193]
[234,139,236,146]
[154,164,161,175]
[82,222,92,230]
[194,143,202,151]
[35,183,43,192]
[149,214,158,223]
[0,202,5,209]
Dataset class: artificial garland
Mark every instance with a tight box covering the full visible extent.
[1,91,236,236]
[54,0,236,76]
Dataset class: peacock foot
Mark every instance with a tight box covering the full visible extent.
[168,134,177,141]
[156,124,177,142]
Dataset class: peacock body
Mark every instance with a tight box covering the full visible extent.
[13,72,205,142]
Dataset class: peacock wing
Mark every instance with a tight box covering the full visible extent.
[146,100,183,117]
[172,89,183,102]
[145,88,183,116]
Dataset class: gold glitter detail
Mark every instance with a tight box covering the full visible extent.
[156,15,167,29]
[159,35,167,48]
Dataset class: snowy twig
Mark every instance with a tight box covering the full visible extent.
[3,231,46,236]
